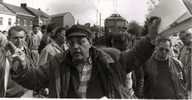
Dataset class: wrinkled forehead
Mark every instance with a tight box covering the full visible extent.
[67,36,88,42]
[157,41,171,49]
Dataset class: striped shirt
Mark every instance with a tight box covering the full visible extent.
[76,58,92,98]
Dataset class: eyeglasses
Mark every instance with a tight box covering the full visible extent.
[67,38,86,47]
[158,47,170,53]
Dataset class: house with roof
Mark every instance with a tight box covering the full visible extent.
[1,0,50,31]
[0,0,16,31]
[21,3,50,26]
[51,12,75,28]
[3,2,35,31]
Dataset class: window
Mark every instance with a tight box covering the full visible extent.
[0,17,3,25]
[30,20,33,26]
[24,19,27,26]
[8,18,12,25]
[16,18,20,25]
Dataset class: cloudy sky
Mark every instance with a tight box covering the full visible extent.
[4,0,150,25]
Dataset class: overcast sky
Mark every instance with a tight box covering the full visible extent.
[4,0,150,25]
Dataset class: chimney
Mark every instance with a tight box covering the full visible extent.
[21,3,27,8]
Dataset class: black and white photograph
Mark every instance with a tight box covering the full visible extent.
[0,0,191,99]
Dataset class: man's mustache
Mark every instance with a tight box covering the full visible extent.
[72,52,83,55]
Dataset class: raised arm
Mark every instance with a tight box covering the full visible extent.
[119,17,161,73]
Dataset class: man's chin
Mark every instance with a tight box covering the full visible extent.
[159,56,168,61]
[72,56,84,63]
[15,44,22,48]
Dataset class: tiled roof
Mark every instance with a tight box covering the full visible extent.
[4,3,34,17]
[27,7,49,18]
[0,3,15,15]
[51,12,70,17]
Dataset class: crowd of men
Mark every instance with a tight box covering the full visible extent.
[0,16,191,99]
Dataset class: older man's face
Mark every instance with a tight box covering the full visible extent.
[68,35,91,62]
[155,41,171,60]
[9,30,25,49]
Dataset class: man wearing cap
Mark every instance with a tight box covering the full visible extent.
[10,17,160,98]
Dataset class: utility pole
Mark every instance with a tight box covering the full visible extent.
[96,9,99,25]
[113,0,118,13]
[99,13,101,27]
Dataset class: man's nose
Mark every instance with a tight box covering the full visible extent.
[17,38,22,42]
[162,49,168,54]
[73,43,80,49]
[162,50,166,54]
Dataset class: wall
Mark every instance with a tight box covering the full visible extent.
[0,13,16,31]
[16,15,34,31]
[51,12,75,28]
[63,13,75,28]
[51,16,63,27]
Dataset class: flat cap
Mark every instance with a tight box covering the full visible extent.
[66,25,92,39]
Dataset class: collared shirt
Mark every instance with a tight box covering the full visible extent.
[76,58,92,98]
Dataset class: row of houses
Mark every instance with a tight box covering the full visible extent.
[0,0,49,31]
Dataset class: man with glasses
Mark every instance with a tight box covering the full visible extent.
[0,26,34,97]
[142,36,187,99]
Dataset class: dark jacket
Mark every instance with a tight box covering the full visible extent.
[99,47,121,62]
[143,56,187,99]
[12,37,154,98]
[132,66,144,98]
[6,78,27,97]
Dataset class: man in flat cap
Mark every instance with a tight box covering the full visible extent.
[10,17,160,98]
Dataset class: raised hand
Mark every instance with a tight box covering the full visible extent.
[146,16,161,41]
[7,41,26,72]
